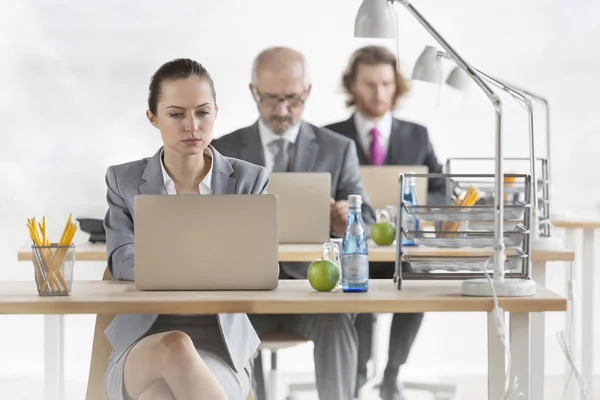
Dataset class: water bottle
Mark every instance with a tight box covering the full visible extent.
[341,194,369,292]
[402,176,420,246]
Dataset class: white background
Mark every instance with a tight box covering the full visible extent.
[1,0,599,396]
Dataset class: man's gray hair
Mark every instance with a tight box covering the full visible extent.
[251,46,311,88]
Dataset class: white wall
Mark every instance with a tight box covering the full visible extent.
[1,0,599,395]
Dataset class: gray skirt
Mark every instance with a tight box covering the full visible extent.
[104,315,252,400]
[104,347,251,400]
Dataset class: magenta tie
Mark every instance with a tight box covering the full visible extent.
[369,127,385,165]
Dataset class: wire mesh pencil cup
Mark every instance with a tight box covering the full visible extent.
[31,243,76,296]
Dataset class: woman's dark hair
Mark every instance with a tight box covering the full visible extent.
[148,58,217,114]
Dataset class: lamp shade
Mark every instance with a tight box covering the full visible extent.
[354,0,396,38]
[411,45,442,84]
[446,66,470,90]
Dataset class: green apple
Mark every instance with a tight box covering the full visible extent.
[307,259,340,292]
[372,221,397,246]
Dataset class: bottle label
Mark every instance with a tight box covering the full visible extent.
[341,254,369,284]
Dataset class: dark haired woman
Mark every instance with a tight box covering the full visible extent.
[103,58,268,400]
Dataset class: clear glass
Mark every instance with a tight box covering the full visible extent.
[401,178,420,246]
[385,204,397,222]
[374,207,397,246]
[341,204,369,292]
[377,207,394,223]
[323,239,342,290]
[31,243,76,296]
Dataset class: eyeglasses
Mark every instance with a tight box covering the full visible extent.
[253,89,307,108]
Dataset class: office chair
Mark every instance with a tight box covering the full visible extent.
[253,333,315,400]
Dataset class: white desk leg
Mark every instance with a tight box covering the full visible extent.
[44,314,65,400]
[488,312,505,399]
[371,314,384,378]
[511,312,531,400]
[581,229,595,399]
[358,315,385,400]
[530,262,546,400]
[564,228,579,399]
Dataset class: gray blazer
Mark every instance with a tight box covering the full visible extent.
[102,145,268,373]
[325,115,447,205]
[213,120,376,279]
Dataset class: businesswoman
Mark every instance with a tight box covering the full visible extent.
[103,58,269,400]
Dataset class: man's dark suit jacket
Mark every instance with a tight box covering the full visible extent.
[325,115,446,205]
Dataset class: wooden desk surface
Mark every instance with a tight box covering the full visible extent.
[0,280,566,315]
[17,241,575,263]
[552,218,600,229]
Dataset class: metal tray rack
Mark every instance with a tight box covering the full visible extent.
[394,173,532,290]
[402,249,528,273]
[405,202,528,222]
[404,223,528,248]
[445,157,550,236]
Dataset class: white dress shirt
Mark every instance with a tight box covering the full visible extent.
[258,118,301,172]
[353,111,393,158]
[160,147,213,195]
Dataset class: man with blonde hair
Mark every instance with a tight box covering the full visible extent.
[214,46,376,400]
[325,45,447,400]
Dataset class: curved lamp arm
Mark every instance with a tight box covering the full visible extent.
[439,53,538,206]
[471,69,540,230]
[478,79,552,210]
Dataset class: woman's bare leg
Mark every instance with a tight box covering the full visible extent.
[123,331,227,400]
[138,380,174,400]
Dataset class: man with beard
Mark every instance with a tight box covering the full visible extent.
[213,46,376,400]
[325,45,447,400]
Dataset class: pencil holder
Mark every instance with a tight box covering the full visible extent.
[31,243,76,296]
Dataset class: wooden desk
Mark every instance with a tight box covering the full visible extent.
[552,217,600,230]
[0,279,565,400]
[17,240,575,263]
[15,243,575,400]
[0,279,565,315]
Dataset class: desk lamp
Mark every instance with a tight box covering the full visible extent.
[444,65,564,250]
[449,66,554,210]
[355,0,536,297]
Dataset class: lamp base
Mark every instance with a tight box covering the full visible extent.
[531,235,564,251]
[461,278,536,297]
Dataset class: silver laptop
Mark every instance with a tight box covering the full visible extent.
[133,194,279,291]
[359,165,429,210]
[267,172,331,244]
